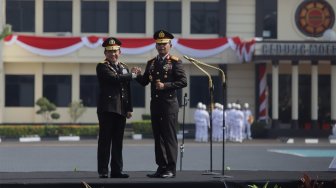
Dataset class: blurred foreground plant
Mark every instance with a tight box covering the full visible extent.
[299,173,324,188]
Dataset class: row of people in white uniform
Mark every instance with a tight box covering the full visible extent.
[226,103,253,142]
[194,102,254,143]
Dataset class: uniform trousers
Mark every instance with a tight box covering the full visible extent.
[151,112,178,174]
[97,112,126,175]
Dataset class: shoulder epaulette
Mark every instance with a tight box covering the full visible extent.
[147,57,156,64]
[170,55,179,61]
[119,62,128,68]
[100,60,109,64]
[148,57,156,62]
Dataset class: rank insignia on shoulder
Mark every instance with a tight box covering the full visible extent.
[120,62,128,68]
[148,57,156,63]
[170,55,179,61]
[100,60,108,64]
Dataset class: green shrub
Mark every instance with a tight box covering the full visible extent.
[131,120,152,135]
[0,125,98,137]
[141,114,151,120]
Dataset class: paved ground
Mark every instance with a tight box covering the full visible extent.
[0,138,335,172]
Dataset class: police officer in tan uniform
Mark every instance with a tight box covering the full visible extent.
[96,37,137,178]
[136,30,187,178]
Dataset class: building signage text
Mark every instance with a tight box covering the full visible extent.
[259,42,336,56]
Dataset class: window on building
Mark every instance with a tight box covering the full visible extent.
[43,75,72,107]
[266,74,327,129]
[255,0,277,39]
[154,2,181,33]
[130,82,145,107]
[190,76,223,107]
[117,1,145,33]
[267,74,293,125]
[190,2,219,34]
[81,1,109,33]
[5,75,35,107]
[44,0,72,33]
[80,75,98,107]
[6,0,35,32]
[318,75,331,127]
[278,74,291,124]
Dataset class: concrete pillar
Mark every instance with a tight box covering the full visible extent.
[72,64,80,101]
[181,0,190,37]
[311,61,318,129]
[291,61,299,129]
[109,0,117,35]
[272,60,279,128]
[146,0,154,37]
[35,0,43,35]
[72,0,80,35]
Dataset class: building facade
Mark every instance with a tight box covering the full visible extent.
[0,0,335,134]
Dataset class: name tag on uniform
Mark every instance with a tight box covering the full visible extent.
[122,69,128,74]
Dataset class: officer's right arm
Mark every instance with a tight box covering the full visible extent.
[135,62,151,86]
[96,63,132,83]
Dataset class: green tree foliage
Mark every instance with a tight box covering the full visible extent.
[68,100,86,124]
[0,24,12,40]
[36,97,60,125]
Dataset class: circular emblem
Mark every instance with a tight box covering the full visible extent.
[159,31,165,38]
[295,0,335,37]
[109,39,115,44]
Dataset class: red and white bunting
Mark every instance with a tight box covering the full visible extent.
[4,34,255,62]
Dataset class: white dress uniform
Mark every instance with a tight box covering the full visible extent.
[194,103,204,142]
[212,103,223,142]
[228,107,236,141]
[199,104,210,142]
[224,103,232,141]
[243,103,253,140]
[231,104,244,142]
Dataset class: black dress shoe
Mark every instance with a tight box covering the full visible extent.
[160,171,175,178]
[110,172,129,178]
[147,171,161,178]
[99,174,108,178]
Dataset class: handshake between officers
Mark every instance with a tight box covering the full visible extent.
[96,29,187,179]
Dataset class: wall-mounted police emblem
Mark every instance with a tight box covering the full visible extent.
[295,0,335,37]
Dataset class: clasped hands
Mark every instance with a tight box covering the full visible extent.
[131,67,142,75]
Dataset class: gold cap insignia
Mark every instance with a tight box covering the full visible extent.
[109,40,115,45]
[158,31,165,38]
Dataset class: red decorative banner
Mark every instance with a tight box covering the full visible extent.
[4,34,255,62]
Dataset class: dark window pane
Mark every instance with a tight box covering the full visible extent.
[318,75,330,126]
[154,2,181,33]
[256,0,277,39]
[43,75,71,107]
[190,76,223,107]
[80,75,98,107]
[130,81,145,107]
[191,2,219,34]
[298,75,311,128]
[44,1,72,32]
[5,75,35,107]
[81,1,109,33]
[6,0,35,32]
[278,75,291,124]
[267,74,319,129]
[117,1,145,33]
